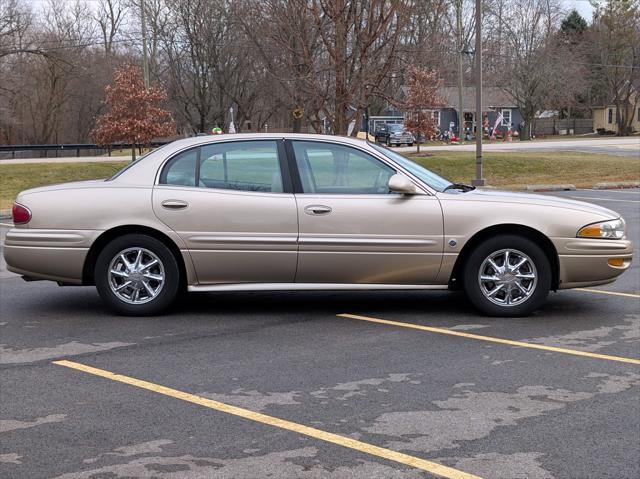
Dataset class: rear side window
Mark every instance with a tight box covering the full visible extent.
[160,149,197,186]
[199,141,282,192]
[159,140,283,193]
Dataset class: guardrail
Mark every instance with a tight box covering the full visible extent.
[0,142,170,160]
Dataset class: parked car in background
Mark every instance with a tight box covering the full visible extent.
[3,134,632,317]
[374,123,414,146]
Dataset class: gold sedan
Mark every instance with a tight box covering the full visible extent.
[3,134,633,316]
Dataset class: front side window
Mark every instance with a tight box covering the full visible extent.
[291,141,395,194]
[159,140,283,193]
[370,143,453,192]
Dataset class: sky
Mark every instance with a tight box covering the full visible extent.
[27,0,597,23]
[562,0,595,21]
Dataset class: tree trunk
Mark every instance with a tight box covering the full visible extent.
[333,12,348,136]
[520,118,531,140]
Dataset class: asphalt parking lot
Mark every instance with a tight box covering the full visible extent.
[1,188,638,479]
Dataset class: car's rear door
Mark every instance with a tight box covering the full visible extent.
[153,139,298,284]
[287,139,444,284]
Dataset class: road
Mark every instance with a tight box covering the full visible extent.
[0,189,638,479]
[396,136,640,157]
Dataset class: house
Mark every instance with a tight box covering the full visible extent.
[431,86,523,135]
[592,83,640,134]
[369,86,523,136]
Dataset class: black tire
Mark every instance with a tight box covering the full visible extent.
[95,234,180,316]
[463,234,551,317]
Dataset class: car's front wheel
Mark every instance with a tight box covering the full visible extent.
[463,235,551,317]
[95,234,180,316]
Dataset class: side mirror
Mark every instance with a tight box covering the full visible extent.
[388,174,417,195]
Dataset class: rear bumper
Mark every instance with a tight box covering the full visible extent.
[2,227,98,284]
[4,244,88,284]
[552,237,633,289]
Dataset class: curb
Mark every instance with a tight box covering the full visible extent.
[524,184,576,192]
[593,181,640,190]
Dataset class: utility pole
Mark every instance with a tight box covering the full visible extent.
[140,0,150,89]
[472,0,485,186]
[456,0,464,139]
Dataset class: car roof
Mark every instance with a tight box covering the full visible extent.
[165,133,370,150]
[112,133,379,185]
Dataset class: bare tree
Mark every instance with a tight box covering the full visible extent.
[590,0,640,135]
[310,0,408,135]
[488,0,563,139]
[94,0,127,56]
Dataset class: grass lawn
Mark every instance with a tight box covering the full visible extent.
[0,151,638,210]
[0,161,127,210]
[408,151,640,189]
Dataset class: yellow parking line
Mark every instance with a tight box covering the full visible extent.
[52,359,481,479]
[576,288,640,299]
[338,314,640,365]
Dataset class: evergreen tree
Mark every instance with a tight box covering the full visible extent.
[561,9,588,34]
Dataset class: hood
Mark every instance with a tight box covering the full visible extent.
[443,189,620,219]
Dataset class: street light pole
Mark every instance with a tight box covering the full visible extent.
[472,0,485,187]
[140,0,150,89]
[456,0,464,140]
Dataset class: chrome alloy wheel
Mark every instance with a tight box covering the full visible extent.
[108,247,165,304]
[478,248,538,307]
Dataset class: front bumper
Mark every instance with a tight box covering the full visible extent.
[552,237,633,289]
[389,136,413,145]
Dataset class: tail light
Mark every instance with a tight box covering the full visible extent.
[12,202,31,224]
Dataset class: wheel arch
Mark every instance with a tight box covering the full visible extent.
[82,225,188,287]
[449,224,560,291]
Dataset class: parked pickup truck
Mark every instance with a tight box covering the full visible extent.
[374,123,414,146]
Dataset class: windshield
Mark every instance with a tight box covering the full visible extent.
[370,143,453,192]
[387,124,403,132]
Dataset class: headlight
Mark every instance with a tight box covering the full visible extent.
[577,219,626,239]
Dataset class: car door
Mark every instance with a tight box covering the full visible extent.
[287,140,444,284]
[153,139,298,285]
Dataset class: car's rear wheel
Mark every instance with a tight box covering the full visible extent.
[95,234,180,316]
[463,235,551,317]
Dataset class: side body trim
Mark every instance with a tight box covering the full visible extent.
[188,283,449,292]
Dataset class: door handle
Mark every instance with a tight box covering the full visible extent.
[304,205,332,216]
[161,199,189,210]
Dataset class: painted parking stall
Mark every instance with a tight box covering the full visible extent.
[0,188,638,478]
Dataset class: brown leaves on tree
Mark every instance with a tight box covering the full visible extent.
[91,64,175,146]
[397,66,444,141]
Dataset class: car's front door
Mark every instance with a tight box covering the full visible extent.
[288,140,444,284]
[153,139,298,284]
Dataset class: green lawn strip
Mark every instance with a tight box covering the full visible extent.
[0,161,127,210]
[1,151,638,211]
[407,151,640,189]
